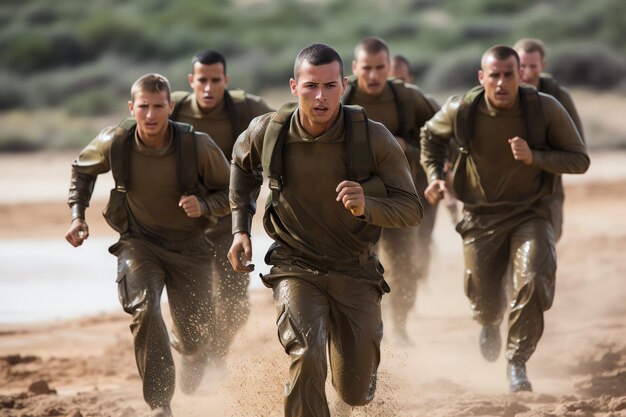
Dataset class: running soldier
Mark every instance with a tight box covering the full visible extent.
[228,43,422,416]
[343,37,438,345]
[65,74,231,416]
[420,45,589,392]
[170,50,273,374]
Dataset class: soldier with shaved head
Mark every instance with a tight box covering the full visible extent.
[421,45,589,392]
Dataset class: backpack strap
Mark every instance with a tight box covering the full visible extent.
[455,85,547,150]
[343,105,371,182]
[223,90,242,145]
[455,85,485,154]
[387,78,418,142]
[173,121,199,195]
[344,77,418,144]
[226,89,254,138]
[110,119,199,196]
[110,118,137,191]
[262,103,373,206]
[453,85,552,202]
[262,103,297,208]
[518,86,547,150]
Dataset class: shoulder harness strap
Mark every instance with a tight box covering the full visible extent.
[172,121,199,195]
[518,85,547,150]
[262,103,372,206]
[342,105,371,183]
[110,119,198,195]
[262,102,297,194]
[223,90,241,145]
[453,86,552,200]
[454,85,484,155]
[455,85,547,151]
[110,118,136,191]
[387,78,418,141]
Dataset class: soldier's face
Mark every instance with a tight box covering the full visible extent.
[128,90,173,141]
[352,49,390,95]
[479,55,520,110]
[188,62,229,112]
[517,50,544,88]
[289,60,347,136]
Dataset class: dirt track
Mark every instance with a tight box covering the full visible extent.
[1,150,625,416]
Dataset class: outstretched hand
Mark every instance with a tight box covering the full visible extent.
[228,232,255,273]
[336,180,365,217]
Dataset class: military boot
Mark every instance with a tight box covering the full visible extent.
[507,361,532,392]
[479,324,501,362]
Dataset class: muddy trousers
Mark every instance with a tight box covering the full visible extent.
[461,216,556,363]
[272,274,383,417]
[109,236,214,409]
[206,219,250,360]
[379,196,437,333]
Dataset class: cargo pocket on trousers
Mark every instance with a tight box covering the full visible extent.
[276,305,301,354]
[115,273,134,314]
[108,240,131,313]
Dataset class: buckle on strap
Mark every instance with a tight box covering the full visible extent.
[269,177,283,192]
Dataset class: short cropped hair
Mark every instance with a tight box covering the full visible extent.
[130,73,171,102]
[191,50,227,74]
[354,36,389,59]
[513,38,547,60]
[293,43,344,79]
[482,44,520,68]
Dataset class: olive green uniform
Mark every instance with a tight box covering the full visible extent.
[536,75,584,241]
[68,122,230,409]
[231,106,422,417]
[343,80,438,336]
[171,90,272,359]
[421,90,589,364]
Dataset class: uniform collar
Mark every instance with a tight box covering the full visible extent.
[190,93,228,119]
[288,107,345,143]
[352,81,394,103]
[482,93,521,116]
[134,123,175,156]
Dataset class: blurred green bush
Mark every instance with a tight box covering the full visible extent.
[0,0,624,149]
